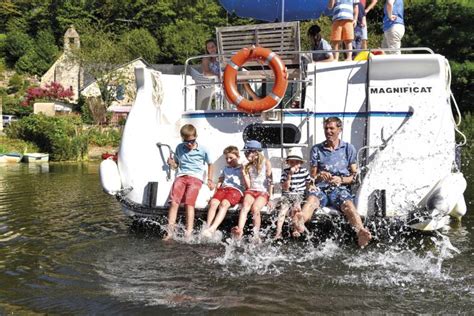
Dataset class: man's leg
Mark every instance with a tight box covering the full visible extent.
[340,201,372,247]
[331,41,340,61]
[344,41,353,61]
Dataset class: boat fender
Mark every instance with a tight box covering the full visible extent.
[449,195,467,219]
[423,173,467,216]
[223,46,288,113]
[100,158,122,195]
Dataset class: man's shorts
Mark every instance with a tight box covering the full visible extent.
[212,187,243,206]
[169,175,203,206]
[244,189,269,201]
[308,186,354,209]
[331,19,354,42]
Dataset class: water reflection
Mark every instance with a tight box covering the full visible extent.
[0,162,472,314]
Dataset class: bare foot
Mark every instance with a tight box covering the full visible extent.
[184,230,193,241]
[231,226,243,240]
[357,227,372,248]
[162,233,173,241]
[293,212,305,234]
[201,228,214,239]
[251,235,262,244]
[274,232,282,240]
[292,230,301,238]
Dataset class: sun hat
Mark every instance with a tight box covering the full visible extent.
[286,147,305,162]
[242,140,263,151]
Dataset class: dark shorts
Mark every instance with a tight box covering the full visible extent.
[212,187,243,206]
[169,175,203,206]
[308,186,353,209]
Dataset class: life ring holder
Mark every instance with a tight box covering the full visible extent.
[223,46,288,113]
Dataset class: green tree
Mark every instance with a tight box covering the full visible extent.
[121,28,159,62]
[4,30,33,66]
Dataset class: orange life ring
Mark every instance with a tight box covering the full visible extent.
[223,46,288,113]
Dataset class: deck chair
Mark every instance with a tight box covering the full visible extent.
[216,22,303,108]
[188,66,220,110]
[216,22,302,81]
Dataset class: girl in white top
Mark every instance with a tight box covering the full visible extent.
[231,140,273,242]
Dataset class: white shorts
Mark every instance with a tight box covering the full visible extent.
[382,24,405,55]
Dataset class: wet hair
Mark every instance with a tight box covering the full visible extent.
[205,39,217,54]
[180,124,197,138]
[324,117,343,128]
[223,145,239,157]
[307,24,322,43]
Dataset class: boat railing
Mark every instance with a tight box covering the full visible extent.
[183,47,435,112]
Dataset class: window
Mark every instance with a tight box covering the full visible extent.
[243,123,301,148]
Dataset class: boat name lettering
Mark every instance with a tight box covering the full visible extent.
[370,86,433,94]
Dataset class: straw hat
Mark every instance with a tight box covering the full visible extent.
[286,147,305,162]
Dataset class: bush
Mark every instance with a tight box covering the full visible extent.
[85,126,121,147]
[450,61,473,113]
[6,114,89,161]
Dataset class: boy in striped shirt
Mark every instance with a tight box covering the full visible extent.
[274,148,311,239]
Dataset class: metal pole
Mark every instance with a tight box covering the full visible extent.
[281,0,285,22]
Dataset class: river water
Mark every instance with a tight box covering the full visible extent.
[0,162,472,314]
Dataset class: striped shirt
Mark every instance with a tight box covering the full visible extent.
[280,167,311,194]
[332,0,360,21]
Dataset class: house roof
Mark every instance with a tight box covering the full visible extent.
[80,57,155,92]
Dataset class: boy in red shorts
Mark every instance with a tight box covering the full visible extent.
[164,124,214,240]
[202,146,245,238]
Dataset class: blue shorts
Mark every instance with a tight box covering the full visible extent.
[308,186,354,209]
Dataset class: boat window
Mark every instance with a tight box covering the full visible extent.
[243,123,301,148]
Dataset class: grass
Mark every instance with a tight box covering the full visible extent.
[0,135,40,154]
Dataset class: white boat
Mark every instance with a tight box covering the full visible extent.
[23,153,49,163]
[0,153,23,163]
[99,20,467,234]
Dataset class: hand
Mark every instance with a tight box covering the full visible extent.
[390,15,397,21]
[329,175,343,186]
[308,184,317,192]
[319,171,332,181]
[266,199,274,210]
[289,166,298,174]
[167,157,175,166]
[353,20,357,27]
[207,179,215,190]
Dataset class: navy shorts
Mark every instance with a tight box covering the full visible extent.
[308,186,354,209]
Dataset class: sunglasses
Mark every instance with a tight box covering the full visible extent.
[244,150,258,156]
[184,139,196,145]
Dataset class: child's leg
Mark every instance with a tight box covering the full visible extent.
[344,40,353,60]
[209,199,231,232]
[206,198,220,226]
[331,41,340,61]
[250,196,267,237]
[163,202,179,240]
[185,204,195,238]
[275,203,290,239]
[232,194,254,239]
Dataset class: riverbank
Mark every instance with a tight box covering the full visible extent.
[0,135,117,161]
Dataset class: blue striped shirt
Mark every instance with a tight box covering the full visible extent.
[332,0,359,21]
[280,167,311,194]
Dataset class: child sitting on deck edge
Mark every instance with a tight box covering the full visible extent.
[231,140,273,242]
[202,145,245,238]
[274,147,311,239]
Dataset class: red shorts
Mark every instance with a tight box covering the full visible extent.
[244,190,269,201]
[169,175,203,206]
[212,187,243,206]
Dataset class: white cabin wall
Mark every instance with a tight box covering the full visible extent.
[357,55,455,217]
[306,62,369,151]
